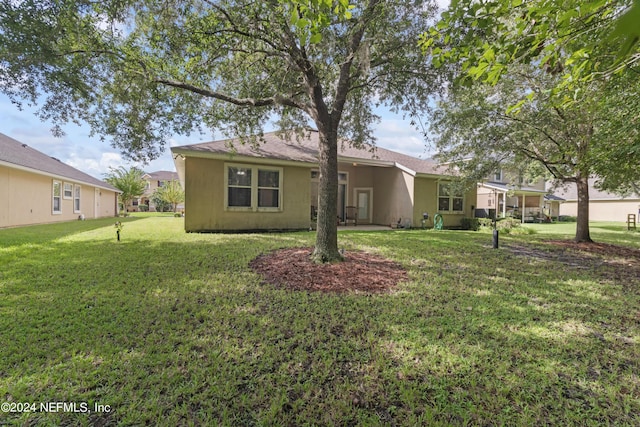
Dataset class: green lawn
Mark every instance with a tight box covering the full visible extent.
[1,217,638,425]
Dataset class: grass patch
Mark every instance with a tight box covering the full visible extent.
[1,219,639,425]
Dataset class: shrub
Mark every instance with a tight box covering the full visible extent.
[460,217,481,231]
[478,218,494,228]
[476,217,535,235]
[497,217,522,231]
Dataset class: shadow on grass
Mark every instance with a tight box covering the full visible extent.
[0,227,638,425]
[0,216,143,246]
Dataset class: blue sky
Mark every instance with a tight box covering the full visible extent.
[0,94,434,180]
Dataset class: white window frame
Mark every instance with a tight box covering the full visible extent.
[63,182,73,199]
[494,170,503,182]
[437,182,465,214]
[52,180,62,214]
[73,184,81,213]
[224,163,283,212]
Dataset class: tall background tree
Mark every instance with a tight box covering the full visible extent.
[421,0,640,242]
[430,67,631,242]
[104,166,147,215]
[153,180,185,213]
[0,0,439,263]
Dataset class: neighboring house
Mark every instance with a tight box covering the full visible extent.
[0,132,120,228]
[136,170,181,212]
[171,130,477,232]
[477,169,550,222]
[553,178,640,222]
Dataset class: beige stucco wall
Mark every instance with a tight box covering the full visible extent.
[414,178,477,228]
[559,199,640,222]
[334,164,414,226]
[0,165,118,228]
[184,157,311,231]
[372,168,414,226]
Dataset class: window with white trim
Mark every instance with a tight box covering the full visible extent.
[63,182,73,199]
[225,164,282,211]
[73,184,81,213]
[52,180,62,214]
[437,182,464,213]
[258,170,280,208]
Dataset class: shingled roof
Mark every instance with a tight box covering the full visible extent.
[171,130,444,176]
[143,170,179,181]
[552,178,640,201]
[0,132,119,191]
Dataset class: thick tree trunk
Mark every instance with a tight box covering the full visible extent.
[575,175,592,243]
[312,128,343,263]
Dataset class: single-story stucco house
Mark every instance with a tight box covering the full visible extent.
[0,132,120,228]
[553,178,640,222]
[171,130,477,232]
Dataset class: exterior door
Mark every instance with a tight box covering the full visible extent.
[354,188,373,224]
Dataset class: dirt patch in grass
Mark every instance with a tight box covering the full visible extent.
[545,240,640,261]
[507,240,640,284]
[249,247,408,294]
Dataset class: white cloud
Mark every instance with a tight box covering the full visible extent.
[65,152,128,177]
[374,116,434,159]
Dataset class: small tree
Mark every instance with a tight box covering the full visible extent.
[104,167,147,215]
[154,180,185,213]
[150,191,172,212]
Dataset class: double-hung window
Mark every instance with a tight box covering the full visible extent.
[437,182,464,213]
[257,170,280,208]
[52,180,62,214]
[73,185,81,213]
[227,166,253,208]
[63,182,73,199]
[226,164,282,211]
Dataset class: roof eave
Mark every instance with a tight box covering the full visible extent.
[171,147,317,168]
[0,159,121,193]
[479,182,547,195]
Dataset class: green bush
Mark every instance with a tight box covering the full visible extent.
[478,218,494,228]
[496,217,522,231]
[476,217,535,235]
[460,217,481,231]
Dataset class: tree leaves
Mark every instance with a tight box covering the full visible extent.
[609,0,640,63]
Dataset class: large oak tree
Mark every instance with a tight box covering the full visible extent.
[0,0,439,262]
[422,0,640,242]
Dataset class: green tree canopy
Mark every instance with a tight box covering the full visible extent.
[422,0,640,87]
[430,65,634,242]
[421,0,640,242]
[104,166,147,214]
[0,0,440,263]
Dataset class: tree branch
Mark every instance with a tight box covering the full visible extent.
[153,77,304,109]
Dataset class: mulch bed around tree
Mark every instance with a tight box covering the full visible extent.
[249,247,408,294]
